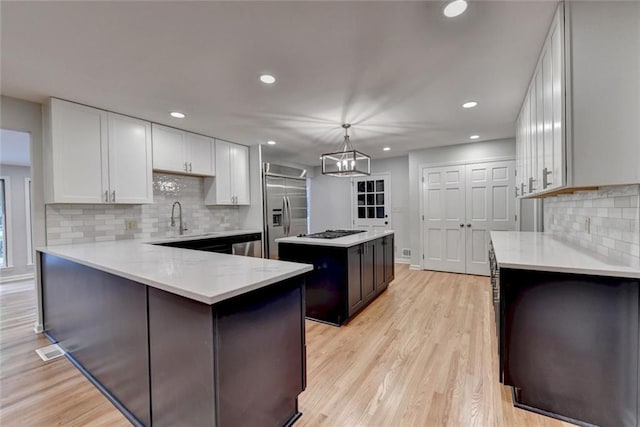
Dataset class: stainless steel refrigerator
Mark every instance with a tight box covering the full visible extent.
[263,163,308,259]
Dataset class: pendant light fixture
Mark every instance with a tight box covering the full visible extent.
[321,124,371,177]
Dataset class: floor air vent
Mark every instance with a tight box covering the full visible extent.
[35,344,65,362]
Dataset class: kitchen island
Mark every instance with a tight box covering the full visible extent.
[37,236,313,427]
[490,231,640,427]
[277,230,394,326]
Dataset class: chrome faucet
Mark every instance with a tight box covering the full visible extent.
[170,201,187,235]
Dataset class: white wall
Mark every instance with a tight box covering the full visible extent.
[308,156,411,262]
[408,138,516,267]
[0,165,33,278]
[1,95,45,330]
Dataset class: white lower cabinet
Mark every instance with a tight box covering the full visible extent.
[44,98,153,204]
[151,124,215,176]
[421,160,516,276]
[204,140,250,205]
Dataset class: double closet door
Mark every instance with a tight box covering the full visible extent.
[422,160,516,276]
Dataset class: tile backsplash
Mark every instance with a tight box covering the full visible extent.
[543,184,640,265]
[46,173,242,246]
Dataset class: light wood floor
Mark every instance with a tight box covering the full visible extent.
[0,266,573,426]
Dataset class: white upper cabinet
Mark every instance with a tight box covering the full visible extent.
[107,113,153,204]
[44,98,153,204]
[204,140,250,205]
[515,2,639,197]
[151,124,214,176]
[152,124,187,173]
[186,133,215,176]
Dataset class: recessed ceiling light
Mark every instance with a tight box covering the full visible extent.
[469,135,480,140]
[462,101,478,109]
[443,0,468,18]
[170,111,185,118]
[383,147,391,151]
[259,74,276,84]
[267,140,276,145]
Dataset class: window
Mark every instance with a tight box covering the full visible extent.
[356,178,386,219]
[0,177,8,267]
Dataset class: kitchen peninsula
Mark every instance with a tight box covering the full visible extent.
[37,237,313,427]
[277,230,394,326]
[490,231,640,427]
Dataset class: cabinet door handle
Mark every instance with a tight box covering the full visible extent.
[467,224,471,227]
[184,162,188,172]
[542,168,552,189]
[515,187,519,197]
[459,224,464,228]
[528,177,536,193]
[111,190,116,203]
[520,182,525,195]
[189,162,192,172]
[105,190,109,203]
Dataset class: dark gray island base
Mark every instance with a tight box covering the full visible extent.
[278,233,394,326]
[491,261,639,426]
[41,253,307,427]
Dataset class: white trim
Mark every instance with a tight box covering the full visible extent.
[409,264,422,270]
[0,272,34,284]
[417,155,515,171]
[25,177,33,266]
[395,257,410,264]
[33,322,44,334]
[0,176,12,269]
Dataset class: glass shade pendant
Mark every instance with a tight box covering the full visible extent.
[321,124,371,177]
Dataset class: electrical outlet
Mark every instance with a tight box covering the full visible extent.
[125,220,138,230]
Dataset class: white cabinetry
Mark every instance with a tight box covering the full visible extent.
[516,5,564,197]
[44,98,153,204]
[204,140,250,205]
[151,124,214,176]
[515,2,639,198]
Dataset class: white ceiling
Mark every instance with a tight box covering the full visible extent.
[1,1,556,166]
[0,129,31,167]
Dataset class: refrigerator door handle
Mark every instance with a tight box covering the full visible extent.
[283,196,290,236]
[286,196,292,236]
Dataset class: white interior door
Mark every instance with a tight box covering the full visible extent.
[352,174,390,230]
[422,166,466,274]
[464,161,516,275]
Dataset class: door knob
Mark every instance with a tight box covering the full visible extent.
[459,224,464,227]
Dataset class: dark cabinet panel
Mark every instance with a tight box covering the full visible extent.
[362,241,376,301]
[347,245,363,316]
[502,268,639,427]
[374,238,385,290]
[41,254,150,426]
[279,235,394,326]
[383,235,395,284]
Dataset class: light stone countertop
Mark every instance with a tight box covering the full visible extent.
[147,229,262,244]
[490,231,640,279]
[37,230,313,305]
[276,230,394,247]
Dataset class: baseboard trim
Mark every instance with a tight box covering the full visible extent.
[409,264,422,270]
[33,322,44,333]
[0,273,35,284]
[395,257,410,264]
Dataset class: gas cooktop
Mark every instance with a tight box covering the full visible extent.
[303,229,366,239]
